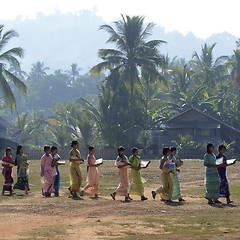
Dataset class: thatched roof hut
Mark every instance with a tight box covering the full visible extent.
[162,108,240,144]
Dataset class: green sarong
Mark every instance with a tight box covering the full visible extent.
[204,153,220,199]
[129,155,146,196]
[171,172,181,200]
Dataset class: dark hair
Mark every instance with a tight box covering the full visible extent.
[15,145,23,165]
[131,147,138,153]
[44,145,51,152]
[170,146,176,152]
[5,147,12,155]
[218,144,226,151]
[163,147,170,156]
[118,146,125,159]
[207,143,214,154]
[71,140,79,148]
[89,146,94,151]
[51,146,58,152]
[16,145,23,155]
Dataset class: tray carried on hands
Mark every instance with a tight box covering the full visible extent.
[216,157,236,165]
[226,159,236,164]
[96,158,103,164]
[141,160,151,168]
[58,160,66,165]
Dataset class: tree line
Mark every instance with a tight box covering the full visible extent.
[1,15,240,150]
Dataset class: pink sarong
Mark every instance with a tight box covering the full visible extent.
[115,156,130,196]
[85,154,99,195]
[41,154,54,193]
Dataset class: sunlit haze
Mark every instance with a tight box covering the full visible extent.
[1,0,240,39]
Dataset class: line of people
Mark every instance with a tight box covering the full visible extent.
[1,141,185,202]
[1,141,236,204]
[110,146,184,202]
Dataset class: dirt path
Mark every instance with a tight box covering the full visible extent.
[0,187,239,240]
[0,160,239,239]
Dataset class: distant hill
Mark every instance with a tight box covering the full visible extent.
[1,10,238,73]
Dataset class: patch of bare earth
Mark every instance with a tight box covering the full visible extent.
[0,188,239,239]
[0,160,239,239]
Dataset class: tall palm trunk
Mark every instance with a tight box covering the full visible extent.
[129,63,136,145]
[130,76,135,145]
[72,73,76,84]
[145,76,149,120]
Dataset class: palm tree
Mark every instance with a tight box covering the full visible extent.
[12,112,29,142]
[28,116,47,146]
[49,101,73,125]
[49,101,96,148]
[165,85,221,115]
[0,25,27,111]
[46,123,71,149]
[191,43,227,88]
[226,49,240,86]
[170,64,193,93]
[91,15,165,144]
[225,46,240,114]
[30,61,49,80]
[76,82,132,148]
[16,112,28,131]
[236,38,240,49]
[70,111,95,148]
[66,63,81,85]
[9,63,27,80]
[141,53,166,118]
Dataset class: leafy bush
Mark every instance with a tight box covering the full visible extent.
[172,134,196,151]
[217,140,236,158]
[137,132,152,154]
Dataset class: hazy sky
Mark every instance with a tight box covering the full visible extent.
[1,0,240,39]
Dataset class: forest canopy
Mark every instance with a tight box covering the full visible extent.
[1,15,240,152]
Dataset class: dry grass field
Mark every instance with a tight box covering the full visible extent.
[0,159,239,240]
